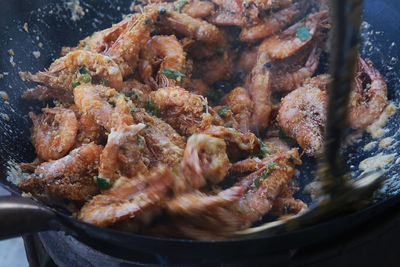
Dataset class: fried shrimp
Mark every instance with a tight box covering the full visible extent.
[27,50,123,98]
[149,87,213,135]
[348,57,388,129]
[61,15,137,55]
[98,123,147,184]
[159,9,221,43]
[271,45,322,92]
[19,143,103,201]
[79,166,177,227]
[74,84,133,131]
[106,9,158,77]
[221,87,253,133]
[260,10,328,60]
[29,107,78,161]
[139,35,186,89]
[180,134,230,186]
[239,0,309,42]
[278,79,328,156]
[247,40,273,132]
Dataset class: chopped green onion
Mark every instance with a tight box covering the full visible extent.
[144,100,159,116]
[279,128,287,139]
[296,26,310,41]
[218,106,230,116]
[130,107,139,113]
[71,66,92,88]
[102,80,108,86]
[216,47,225,55]
[174,0,188,12]
[256,138,271,159]
[160,67,186,81]
[254,162,280,187]
[94,176,111,190]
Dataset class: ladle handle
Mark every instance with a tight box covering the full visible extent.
[321,0,363,196]
[0,195,57,239]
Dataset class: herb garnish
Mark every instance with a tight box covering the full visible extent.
[256,138,271,159]
[102,80,108,86]
[218,106,230,116]
[160,68,186,81]
[94,176,111,190]
[254,163,280,187]
[71,66,92,88]
[279,128,287,139]
[216,47,225,55]
[296,26,310,41]
[144,100,159,116]
[174,0,188,12]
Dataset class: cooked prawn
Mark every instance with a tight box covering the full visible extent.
[221,87,253,133]
[260,10,328,60]
[74,84,133,131]
[139,35,186,89]
[348,57,388,129]
[247,42,273,132]
[98,123,147,184]
[203,126,260,161]
[61,15,137,55]
[271,45,321,92]
[19,143,103,201]
[29,107,78,161]
[180,134,230,188]
[149,87,213,135]
[239,0,309,42]
[159,9,221,43]
[78,166,178,227]
[27,50,123,97]
[75,113,105,147]
[278,80,328,156]
[106,9,158,77]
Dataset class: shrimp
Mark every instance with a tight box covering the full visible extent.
[165,186,243,216]
[158,9,221,43]
[131,111,186,167]
[196,51,233,85]
[78,166,178,227]
[247,42,273,132]
[221,87,253,133]
[278,81,328,156]
[239,0,309,42]
[180,134,230,187]
[271,45,322,92]
[203,126,260,161]
[348,57,388,129]
[120,79,152,108]
[260,10,329,60]
[231,138,300,173]
[235,46,258,72]
[136,0,215,19]
[270,185,307,217]
[61,15,137,55]
[29,107,78,161]
[106,9,158,77]
[208,9,249,27]
[98,123,147,184]
[74,84,133,131]
[139,35,186,89]
[22,85,74,103]
[19,143,103,201]
[27,50,123,97]
[229,146,301,228]
[149,87,213,135]
[75,113,105,147]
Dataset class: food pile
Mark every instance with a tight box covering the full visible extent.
[17,0,388,239]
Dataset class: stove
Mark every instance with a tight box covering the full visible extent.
[22,204,400,267]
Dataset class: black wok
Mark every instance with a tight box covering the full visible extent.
[1,0,400,261]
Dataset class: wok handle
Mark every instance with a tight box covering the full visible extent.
[0,195,58,240]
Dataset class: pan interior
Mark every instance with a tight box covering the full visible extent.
[0,0,400,231]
